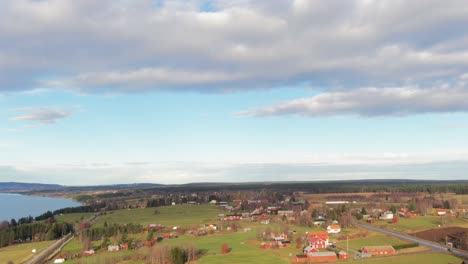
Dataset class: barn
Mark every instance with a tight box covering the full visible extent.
[361,245,395,256]
[308,252,338,262]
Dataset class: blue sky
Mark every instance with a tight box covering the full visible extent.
[1,0,468,184]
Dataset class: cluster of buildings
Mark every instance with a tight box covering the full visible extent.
[259,232,291,249]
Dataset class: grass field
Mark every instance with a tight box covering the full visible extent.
[0,241,53,264]
[371,215,468,233]
[55,212,95,223]
[336,233,409,251]
[94,204,224,228]
[357,252,461,264]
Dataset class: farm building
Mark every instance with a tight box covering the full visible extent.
[308,252,338,262]
[327,224,341,234]
[294,254,308,263]
[338,251,348,260]
[303,245,319,255]
[361,245,395,256]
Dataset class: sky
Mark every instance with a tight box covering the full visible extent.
[1,0,468,185]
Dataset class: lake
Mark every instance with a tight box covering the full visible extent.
[0,193,81,222]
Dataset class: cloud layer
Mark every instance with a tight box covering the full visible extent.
[2,159,468,185]
[2,0,468,93]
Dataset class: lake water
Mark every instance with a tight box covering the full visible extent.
[0,193,81,222]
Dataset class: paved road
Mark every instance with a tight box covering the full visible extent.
[356,223,468,259]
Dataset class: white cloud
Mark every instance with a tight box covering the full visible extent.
[1,0,468,93]
[9,107,73,124]
[238,81,468,117]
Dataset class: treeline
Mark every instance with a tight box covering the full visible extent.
[33,202,106,222]
[0,222,73,247]
[84,223,143,241]
[145,180,468,194]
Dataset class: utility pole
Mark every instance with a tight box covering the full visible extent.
[347,235,349,253]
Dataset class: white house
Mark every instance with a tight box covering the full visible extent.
[380,211,394,220]
[327,224,341,234]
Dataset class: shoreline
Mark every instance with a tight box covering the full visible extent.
[0,193,83,222]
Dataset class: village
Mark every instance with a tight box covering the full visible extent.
[44,192,467,264]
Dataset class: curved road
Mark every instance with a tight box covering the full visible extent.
[356,223,468,259]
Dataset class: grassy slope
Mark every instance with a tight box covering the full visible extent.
[55,212,95,224]
[0,241,53,264]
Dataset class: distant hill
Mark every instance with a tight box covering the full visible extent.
[0,182,164,192]
[0,182,63,191]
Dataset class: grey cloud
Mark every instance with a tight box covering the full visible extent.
[239,82,468,117]
[1,1,468,92]
[9,107,73,124]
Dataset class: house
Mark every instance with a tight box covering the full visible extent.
[308,252,337,262]
[54,259,65,264]
[313,216,326,226]
[120,243,128,251]
[367,217,375,223]
[108,245,120,252]
[148,224,164,231]
[308,231,329,249]
[83,249,95,256]
[225,214,242,221]
[399,208,420,218]
[204,223,217,231]
[294,254,308,263]
[435,209,448,216]
[338,251,348,260]
[327,224,341,234]
[278,210,294,216]
[380,211,394,220]
[274,233,288,241]
[361,245,395,256]
[303,245,319,255]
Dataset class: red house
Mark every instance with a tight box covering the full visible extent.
[308,231,329,249]
[361,245,395,256]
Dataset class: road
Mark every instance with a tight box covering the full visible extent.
[356,222,468,259]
